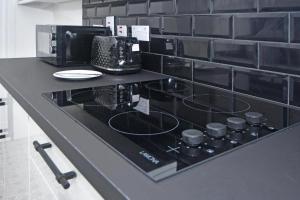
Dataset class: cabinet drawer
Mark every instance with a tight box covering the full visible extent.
[30,159,57,200]
[28,117,104,200]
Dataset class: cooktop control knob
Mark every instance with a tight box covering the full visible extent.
[227,117,246,131]
[182,129,204,147]
[245,112,263,125]
[206,123,227,139]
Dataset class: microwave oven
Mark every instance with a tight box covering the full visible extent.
[36,25,111,67]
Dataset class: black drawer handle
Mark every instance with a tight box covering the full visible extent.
[0,99,5,106]
[33,141,77,189]
[0,129,5,140]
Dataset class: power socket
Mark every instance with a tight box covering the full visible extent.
[132,26,150,41]
[106,16,115,36]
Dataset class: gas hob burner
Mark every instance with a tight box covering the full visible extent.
[108,111,179,136]
[183,94,251,114]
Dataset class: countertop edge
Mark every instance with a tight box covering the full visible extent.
[0,64,129,200]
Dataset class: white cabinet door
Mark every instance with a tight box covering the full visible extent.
[9,96,29,140]
[29,159,57,200]
[28,117,104,200]
[0,91,30,199]
[1,137,30,199]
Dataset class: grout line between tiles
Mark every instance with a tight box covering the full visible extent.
[142,52,300,78]
[191,60,194,82]
[257,42,260,69]
[209,0,213,14]
[288,12,291,43]
[231,68,234,92]
[287,76,291,105]
[148,34,300,47]
[232,15,235,39]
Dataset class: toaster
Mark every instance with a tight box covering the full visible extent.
[91,36,141,74]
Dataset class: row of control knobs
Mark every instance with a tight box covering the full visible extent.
[182,112,263,147]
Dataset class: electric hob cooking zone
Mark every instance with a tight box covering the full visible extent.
[44,78,300,181]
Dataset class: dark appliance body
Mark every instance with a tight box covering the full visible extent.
[43,78,300,181]
[36,25,111,67]
[91,36,141,74]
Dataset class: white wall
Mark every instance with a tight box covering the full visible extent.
[15,4,55,58]
[53,1,82,25]
[0,0,82,58]
[0,0,6,58]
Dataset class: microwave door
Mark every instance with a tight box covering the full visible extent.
[65,31,93,65]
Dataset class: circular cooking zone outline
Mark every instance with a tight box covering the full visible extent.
[108,111,180,136]
[182,94,251,114]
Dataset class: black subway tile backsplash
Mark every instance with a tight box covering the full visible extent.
[83,0,90,5]
[290,76,300,107]
[118,17,137,26]
[163,16,192,36]
[83,0,300,107]
[194,15,233,38]
[96,5,110,17]
[260,0,300,12]
[291,13,300,43]
[234,69,288,103]
[260,44,300,75]
[149,0,175,15]
[194,61,232,89]
[150,37,176,55]
[89,18,105,26]
[128,0,148,16]
[139,41,150,52]
[213,40,258,68]
[90,0,101,3]
[235,13,289,42]
[163,56,193,80]
[213,0,257,13]
[110,2,127,16]
[83,19,89,26]
[177,38,210,60]
[177,0,210,14]
[138,17,161,34]
[84,7,96,18]
[141,53,161,73]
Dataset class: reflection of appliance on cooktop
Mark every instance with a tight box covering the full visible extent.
[43,78,300,181]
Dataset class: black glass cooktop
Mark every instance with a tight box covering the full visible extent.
[43,78,300,181]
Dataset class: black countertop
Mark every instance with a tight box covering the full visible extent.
[0,57,300,200]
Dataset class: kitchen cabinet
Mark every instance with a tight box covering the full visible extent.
[0,85,30,199]
[0,83,104,200]
[28,117,104,200]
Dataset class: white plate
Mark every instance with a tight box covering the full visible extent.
[53,70,102,80]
